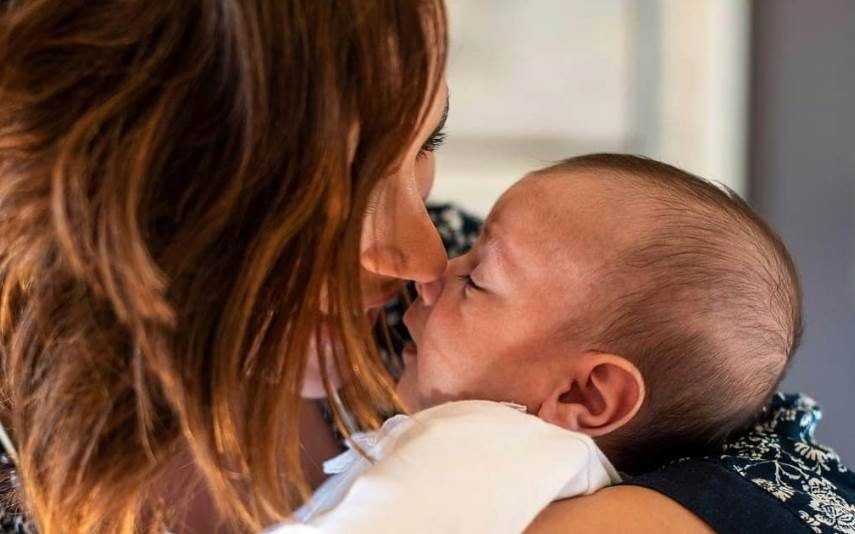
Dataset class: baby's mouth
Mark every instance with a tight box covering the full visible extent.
[402,341,418,364]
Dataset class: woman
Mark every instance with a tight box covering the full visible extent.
[0,1,448,531]
[0,1,851,533]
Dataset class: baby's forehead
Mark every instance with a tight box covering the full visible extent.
[493,170,642,240]
[502,169,621,210]
[484,171,642,275]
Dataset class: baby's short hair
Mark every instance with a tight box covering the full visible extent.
[540,154,802,474]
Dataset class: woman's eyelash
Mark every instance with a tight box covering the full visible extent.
[417,129,447,159]
[457,273,482,291]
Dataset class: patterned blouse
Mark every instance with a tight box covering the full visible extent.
[1,204,852,533]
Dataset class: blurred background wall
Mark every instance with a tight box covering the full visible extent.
[433,0,749,214]
[430,1,855,461]
[750,1,855,463]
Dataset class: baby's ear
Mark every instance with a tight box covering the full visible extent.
[537,353,645,437]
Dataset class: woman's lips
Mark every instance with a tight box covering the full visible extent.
[366,306,381,325]
[364,285,403,311]
[364,285,403,325]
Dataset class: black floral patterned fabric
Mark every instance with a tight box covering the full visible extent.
[718,393,855,532]
[626,393,855,533]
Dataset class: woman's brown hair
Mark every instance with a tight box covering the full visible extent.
[0,0,446,531]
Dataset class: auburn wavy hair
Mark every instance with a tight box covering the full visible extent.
[0,0,446,532]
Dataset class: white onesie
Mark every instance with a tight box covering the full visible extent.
[267,400,619,534]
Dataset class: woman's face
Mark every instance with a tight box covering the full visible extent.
[359,82,450,316]
[301,82,449,398]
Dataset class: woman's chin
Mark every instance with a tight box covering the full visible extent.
[300,333,343,399]
[301,374,334,399]
[301,368,343,399]
[366,306,382,325]
[301,307,389,398]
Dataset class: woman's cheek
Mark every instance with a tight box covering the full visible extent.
[414,151,436,199]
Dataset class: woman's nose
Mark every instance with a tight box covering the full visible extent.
[360,207,448,283]
[360,239,447,283]
[414,253,466,306]
[415,276,443,306]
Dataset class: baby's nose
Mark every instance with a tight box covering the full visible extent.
[415,276,443,306]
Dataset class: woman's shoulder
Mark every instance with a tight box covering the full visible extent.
[624,393,855,533]
[710,393,854,532]
[525,484,716,533]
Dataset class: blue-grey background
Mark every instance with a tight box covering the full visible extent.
[751,0,855,463]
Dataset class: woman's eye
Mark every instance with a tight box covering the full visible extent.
[457,273,483,292]
[416,128,447,160]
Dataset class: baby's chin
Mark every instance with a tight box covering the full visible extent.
[396,376,528,414]
[394,375,422,412]
[394,374,455,412]
[395,349,539,412]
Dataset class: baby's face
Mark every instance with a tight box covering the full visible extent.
[397,172,633,411]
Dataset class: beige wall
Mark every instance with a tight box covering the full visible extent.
[432,0,749,216]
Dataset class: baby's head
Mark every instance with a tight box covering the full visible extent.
[397,153,802,473]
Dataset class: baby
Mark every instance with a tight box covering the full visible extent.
[396,152,801,474]
[276,153,802,533]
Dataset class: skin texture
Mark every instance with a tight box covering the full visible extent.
[396,172,645,436]
[525,486,715,533]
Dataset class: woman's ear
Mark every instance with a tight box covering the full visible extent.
[537,353,645,437]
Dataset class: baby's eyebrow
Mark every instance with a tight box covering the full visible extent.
[478,223,517,283]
